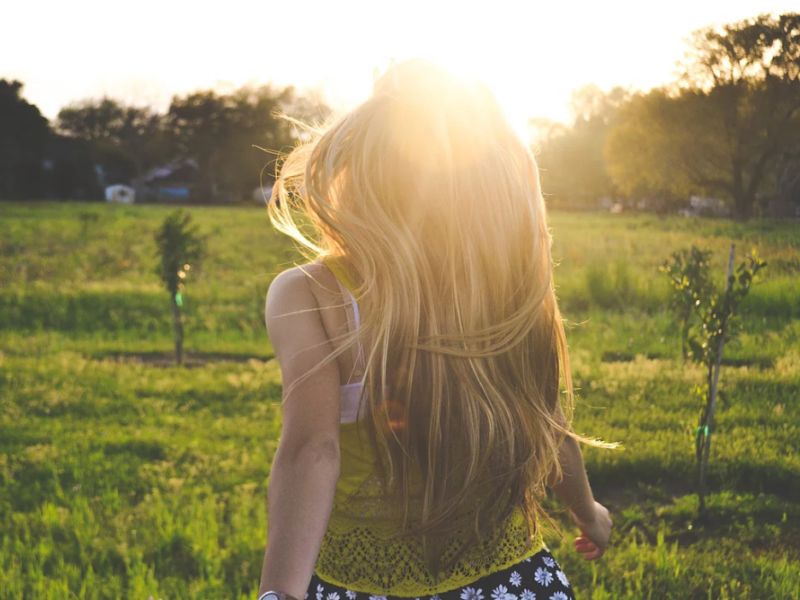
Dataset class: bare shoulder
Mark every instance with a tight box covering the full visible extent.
[264,261,338,324]
[263,262,345,449]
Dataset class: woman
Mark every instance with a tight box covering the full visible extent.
[257,58,615,600]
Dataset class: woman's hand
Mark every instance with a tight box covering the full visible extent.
[570,501,612,560]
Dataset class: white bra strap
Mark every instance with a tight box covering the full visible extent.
[334,278,366,373]
[345,288,361,330]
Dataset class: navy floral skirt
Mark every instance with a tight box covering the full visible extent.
[306,548,575,600]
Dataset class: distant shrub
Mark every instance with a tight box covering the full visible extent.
[154,210,206,365]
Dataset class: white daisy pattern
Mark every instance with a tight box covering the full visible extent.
[533,567,553,587]
[491,584,507,600]
[461,586,485,600]
[555,570,569,588]
[491,584,517,600]
[303,551,574,600]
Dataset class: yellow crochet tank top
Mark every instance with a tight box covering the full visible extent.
[312,256,545,597]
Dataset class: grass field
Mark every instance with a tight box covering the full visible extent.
[1,202,798,599]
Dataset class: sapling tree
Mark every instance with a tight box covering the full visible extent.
[154,209,206,365]
[658,246,714,360]
[661,243,767,517]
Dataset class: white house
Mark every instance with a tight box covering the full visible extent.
[105,184,136,204]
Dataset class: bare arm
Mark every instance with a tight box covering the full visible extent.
[547,434,596,523]
[258,267,345,597]
[547,431,613,560]
[258,443,340,598]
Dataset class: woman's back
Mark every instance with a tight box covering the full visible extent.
[258,59,612,600]
[296,255,545,596]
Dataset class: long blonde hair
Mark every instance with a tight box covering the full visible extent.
[267,58,616,579]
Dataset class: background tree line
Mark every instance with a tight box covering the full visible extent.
[0,80,330,202]
[2,12,797,218]
[535,12,799,220]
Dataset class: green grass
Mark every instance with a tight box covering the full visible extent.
[1,202,798,599]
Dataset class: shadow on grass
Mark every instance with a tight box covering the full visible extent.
[600,350,775,369]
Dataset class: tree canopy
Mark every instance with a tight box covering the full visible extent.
[0,79,51,199]
[536,12,799,219]
[605,12,800,219]
[46,84,332,201]
[535,85,630,209]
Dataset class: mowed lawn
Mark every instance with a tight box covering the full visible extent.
[1,202,798,599]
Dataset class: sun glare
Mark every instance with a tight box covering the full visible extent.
[373,55,534,147]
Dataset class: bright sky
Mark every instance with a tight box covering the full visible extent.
[3,0,795,142]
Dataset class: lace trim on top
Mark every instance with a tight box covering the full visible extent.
[316,516,544,597]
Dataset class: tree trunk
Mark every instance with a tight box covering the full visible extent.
[680,307,691,361]
[732,190,753,220]
[171,294,184,366]
[696,363,713,516]
[696,244,735,518]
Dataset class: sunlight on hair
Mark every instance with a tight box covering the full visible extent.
[431,57,533,144]
[267,57,620,579]
[371,58,502,173]
[376,56,532,148]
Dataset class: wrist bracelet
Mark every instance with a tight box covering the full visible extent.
[258,592,301,600]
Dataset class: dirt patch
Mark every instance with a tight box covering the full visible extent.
[601,351,666,362]
[95,351,273,368]
[719,356,775,369]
